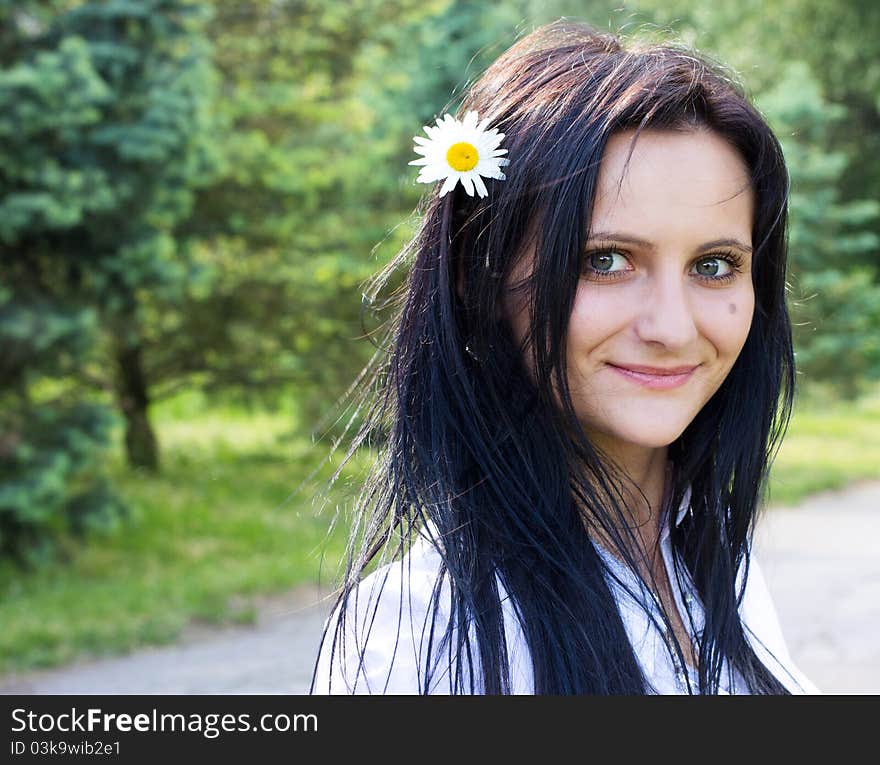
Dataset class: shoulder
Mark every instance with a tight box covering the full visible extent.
[312,536,462,694]
[738,551,822,694]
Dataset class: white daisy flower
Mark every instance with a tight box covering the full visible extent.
[409,110,510,198]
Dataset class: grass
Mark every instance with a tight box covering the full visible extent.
[0,393,368,675]
[768,383,880,505]
[0,384,878,675]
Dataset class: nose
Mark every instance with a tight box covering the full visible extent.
[634,272,699,350]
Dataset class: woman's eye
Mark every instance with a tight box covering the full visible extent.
[693,258,731,277]
[588,250,629,273]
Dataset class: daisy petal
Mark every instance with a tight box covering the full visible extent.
[477,164,504,180]
[439,174,460,196]
[472,174,488,198]
[417,166,448,183]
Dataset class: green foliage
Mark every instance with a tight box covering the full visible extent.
[0,401,362,673]
[0,0,219,561]
[756,61,880,395]
[0,401,126,566]
[149,1,476,425]
[125,1,432,422]
[791,268,880,392]
[0,279,125,565]
[769,383,880,503]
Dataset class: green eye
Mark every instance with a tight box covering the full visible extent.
[588,251,628,272]
[694,258,731,277]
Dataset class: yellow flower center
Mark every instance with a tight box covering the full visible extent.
[446,141,479,172]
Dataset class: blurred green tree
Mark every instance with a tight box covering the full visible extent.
[757,62,880,393]
[148,0,534,439]
[0,0,217,560]
[143,0,425,424]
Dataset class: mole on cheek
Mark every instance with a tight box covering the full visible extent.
[728,303,736,314]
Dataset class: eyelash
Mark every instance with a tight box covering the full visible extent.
[582,245,746,285]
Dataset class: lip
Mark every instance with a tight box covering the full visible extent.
[607,362,699,389]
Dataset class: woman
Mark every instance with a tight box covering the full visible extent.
[310,19,819,694]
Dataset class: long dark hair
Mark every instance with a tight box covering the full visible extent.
[311,19,797,694]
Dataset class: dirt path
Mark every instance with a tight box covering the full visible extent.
[2,481,878,694]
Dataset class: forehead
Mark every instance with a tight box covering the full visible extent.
[591,128,754,243]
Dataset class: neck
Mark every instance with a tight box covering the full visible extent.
[579,438,671,561]
[595,439,669,525]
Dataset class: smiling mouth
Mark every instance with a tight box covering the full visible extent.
[606,363,699,389]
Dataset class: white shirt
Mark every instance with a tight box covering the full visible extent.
[313,484,820,695]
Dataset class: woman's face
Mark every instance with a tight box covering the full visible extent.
[505,127,755,460]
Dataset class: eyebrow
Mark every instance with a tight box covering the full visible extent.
[586,230,753,255]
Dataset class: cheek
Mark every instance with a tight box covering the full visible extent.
[702,286,755,362]
[567,285,629,350]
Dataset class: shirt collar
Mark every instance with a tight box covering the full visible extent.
[660,460,692,544]
[675,485,693,527]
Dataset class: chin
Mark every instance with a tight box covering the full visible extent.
[581,418,691,452]
[635,435,682,449]
[615,433,682,450]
